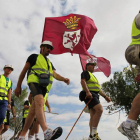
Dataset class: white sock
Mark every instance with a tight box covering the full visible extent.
[44,128,50,134]
[124,118,137,129]
[35,133,39,139]
[91,127,97,135]
[28,135,33,140]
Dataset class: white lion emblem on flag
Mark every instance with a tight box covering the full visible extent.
[63,29,81,51]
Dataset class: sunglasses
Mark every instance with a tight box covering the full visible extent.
[46,45,53,51]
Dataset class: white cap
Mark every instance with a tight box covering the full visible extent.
[3,65,14,71]
[41,41,53,48]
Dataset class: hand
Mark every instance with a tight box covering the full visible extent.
[105,96,111,103]
[48,107,51,113]
[7,104,11,110]
[85,92,92,100]
[64,78,70,85]
[15,86,22,97]
[13,116,15,121]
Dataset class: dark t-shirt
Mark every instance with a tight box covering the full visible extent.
[24,100,29,106]
[26,54,55,70]
[81,71,90,81]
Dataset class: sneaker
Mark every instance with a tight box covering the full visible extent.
[44,127,63,140]
[36,138,40,140]
[88,133,101,140]
[118,122,140,140]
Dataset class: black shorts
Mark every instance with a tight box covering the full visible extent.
[29,83,47,97]
[79,91,100,109]
[22,118,33,130]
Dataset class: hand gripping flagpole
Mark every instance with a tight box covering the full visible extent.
[65,98,92,140]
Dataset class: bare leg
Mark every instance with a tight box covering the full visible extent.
[34,95,48,131]
[90,103,103,129]
[20,101,36,136]
[1,125,9,134]
[0,124,4,134]
[128,92,140,120]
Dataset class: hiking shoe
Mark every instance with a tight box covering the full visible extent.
[44,127,63,140]
[118,122,140,140]
[88,133,101,140]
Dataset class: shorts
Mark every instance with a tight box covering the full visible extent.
[22,118,34,130]
[79,91,100,109]
[4,112,10,125]
[29,83,47,97]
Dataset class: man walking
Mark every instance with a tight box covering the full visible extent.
[79,62,111,140]
[0,65,13,126]
[118,11,140,140]
[15,41,70,140]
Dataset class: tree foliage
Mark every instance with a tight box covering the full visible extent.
[102,66,140,115]
[9,87,28,139]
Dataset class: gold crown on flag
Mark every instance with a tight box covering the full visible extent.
[63,16,81,29]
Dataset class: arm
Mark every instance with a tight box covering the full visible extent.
[81,79,92,99]
[12,106,15,119]
[7,89,12,110]
[15,62,30,97]
[24,105,30,110]
[45,99,51,112]
[99,90,111,102]
[53,70,70,85]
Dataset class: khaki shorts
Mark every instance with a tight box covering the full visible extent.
[125,45,140,73]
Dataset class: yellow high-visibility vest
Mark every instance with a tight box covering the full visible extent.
[84,71,101,92]
[23,101,31,118]
[130,19,140,46]
[27,54,53,93]
[0,75,12,100]
[44,93,48,111]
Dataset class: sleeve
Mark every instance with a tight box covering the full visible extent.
[135,13,140,29]
[11,99,14,107]
[81,71,90,81]
[26,54,38,67]
[10,82,12,90]
[24,100,29,106]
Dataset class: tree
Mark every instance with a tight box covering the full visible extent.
[102,66,140,117]
[9,87,28,140]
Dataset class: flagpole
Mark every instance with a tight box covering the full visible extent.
[79,54,84,71]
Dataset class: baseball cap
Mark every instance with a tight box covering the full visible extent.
[3,65,14,71]
[40,41,54,49]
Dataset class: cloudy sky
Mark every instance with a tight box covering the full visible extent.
[0,0,140,140]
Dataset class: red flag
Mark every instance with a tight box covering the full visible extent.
[42,13,97,55]
[79,54,111,77]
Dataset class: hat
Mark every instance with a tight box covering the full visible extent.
[86,62,96,67]
[3,65,14,71]
[40,41,54,49]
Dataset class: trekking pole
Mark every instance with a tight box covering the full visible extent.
[65,99,92,140]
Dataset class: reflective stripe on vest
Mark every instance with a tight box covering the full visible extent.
[0,75,12,100]
[85,71,101,92]
[23,102,31,118]
[44,93,48,111]
[27,54,53,93]
[130,19,140,46]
